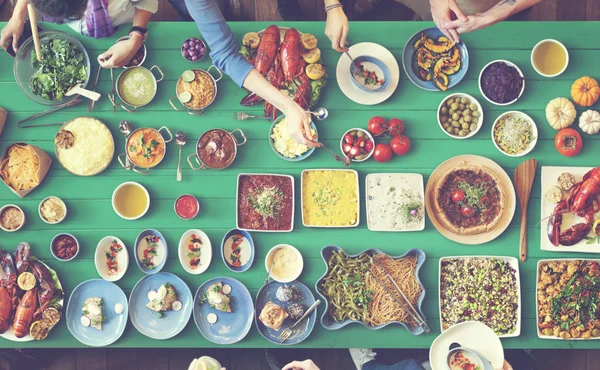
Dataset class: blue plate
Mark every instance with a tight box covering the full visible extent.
[134,229,168,274]
[221,229,254,273]
[193,277,254,344]
[255,280,317,345]
[350,55,391,93]
[402,27,469,92]
[129,272,193,340]
[66,279,128,347]
[269,115,318,162]
[315,246,427,334]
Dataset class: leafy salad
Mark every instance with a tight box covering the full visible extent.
[30,37,87,101]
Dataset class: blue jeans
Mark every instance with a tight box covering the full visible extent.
[167,0,193,21]
[363,359,425,370]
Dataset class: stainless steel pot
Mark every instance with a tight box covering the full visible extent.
[187,128,246,170]
[170,65,222,115]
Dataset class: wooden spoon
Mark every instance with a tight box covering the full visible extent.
[514,158,538,262]
[27,4,42,62]
[65,83,101,101]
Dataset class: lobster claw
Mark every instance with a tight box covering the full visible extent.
[13,242,30,275]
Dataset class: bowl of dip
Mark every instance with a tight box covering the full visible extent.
[170,66,222,115]
[39,196,67,224]
[110,65,164,112]
[531,39,568,78]
[265,244,303,283]
[221,229,254,273]
[112,182,150,220]
[175,194,200,220]
[188,128,246,170]
[350,55,391,93]
[478,60,525,106]
[51,233,79,261]
[0,204,25,232]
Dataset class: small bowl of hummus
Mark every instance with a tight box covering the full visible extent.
[265,244,303,283]
[39,196,67,224]
[269,116,318,161]
[0,204,25,232]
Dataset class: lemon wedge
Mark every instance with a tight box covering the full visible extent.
[302,48,321,64]
[306,64,325,80]
[18,272,36,291]
[242,32,261,49]
[301,33,318,50]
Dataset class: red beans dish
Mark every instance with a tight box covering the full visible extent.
[237,174,294,231]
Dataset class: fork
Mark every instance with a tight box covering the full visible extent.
[233,112,272,121]
[277,300,321,344]
[343,48,363,82]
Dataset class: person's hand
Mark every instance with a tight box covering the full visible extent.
[282,359,321,370]
[502,360,513,370]
[98,36,142,68]
[324,7,349,52]
[444,13,493,34]
[430,0,467,43]
[0,16,26,52]
[284,101,320,148]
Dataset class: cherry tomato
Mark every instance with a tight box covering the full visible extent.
[388,118,405,136]
[343,144,352,154]
[461,205,475,217]
[373,143,393,163]
[368,116,387,136]
[343,133,354,145]
[349,146,361,158]
[390,135,411,156]
[364,140,374,153]
[555,128,583,157]
[451,190,465,203]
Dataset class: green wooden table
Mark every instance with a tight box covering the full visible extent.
[0,21,599,349]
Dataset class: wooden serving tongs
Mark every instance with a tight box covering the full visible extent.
[514,159,538,262]
[27,4,42,62]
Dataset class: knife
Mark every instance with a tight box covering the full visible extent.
[88,63,102,112]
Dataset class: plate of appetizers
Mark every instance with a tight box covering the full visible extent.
[178,229,212,275]
[129,272,193,340]
[193,277,254,344]
[134,229,168,274]
[66,279,128,347]
[540,166,600,253]
[94,237,128,281]
[255,280,318,345]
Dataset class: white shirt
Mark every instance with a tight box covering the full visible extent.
[65,0,158,36]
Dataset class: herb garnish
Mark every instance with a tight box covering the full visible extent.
[246,186,283,218]
[457,181,489,211]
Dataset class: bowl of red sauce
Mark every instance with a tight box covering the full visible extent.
[51,233,79,261]
[175,194,200,220]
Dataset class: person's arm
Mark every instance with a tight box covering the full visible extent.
[98,4,155,68]
[324,0,349,52]
[0,0,29,52]
[444,0,542,35]
[184,0,316,147]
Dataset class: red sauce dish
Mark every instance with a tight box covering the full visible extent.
[175,195,200,220]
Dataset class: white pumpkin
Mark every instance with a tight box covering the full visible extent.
[546,97,576,130]
[579,110,600,135]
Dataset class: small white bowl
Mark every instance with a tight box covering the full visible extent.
[340,128,375,162]
[38,196,67,225]
[265,244,304,283]
[437,93,484,139]
[95,236,128,282]
[531,39,569,78]
[478,60,525,106]
[178,229,212,275]
[111,182,150,220]
[50,233,79,261]
[0,204,25,232]
[491,111,538,157]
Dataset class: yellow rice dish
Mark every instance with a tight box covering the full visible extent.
[55,117,114,176]
[271,118,316,158]
[302,170,359,227]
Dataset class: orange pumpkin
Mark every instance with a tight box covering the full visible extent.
[571,76,600,107]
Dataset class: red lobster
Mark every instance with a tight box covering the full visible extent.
[0,251,17,334]
[280,28,301,82]
[548,167,600,246]
[12,289,38,338]
[13,242,30,276]
[264,54,285,120]
[30,260,56,321]
[255,25,280,75]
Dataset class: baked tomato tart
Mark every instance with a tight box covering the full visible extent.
[432,165,505,235]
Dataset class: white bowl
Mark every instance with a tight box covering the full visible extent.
[339,128,375,162]
[50,233,79,261]
[111,182,150,220]
[178,229,212,275]
[531,39,569,78]
[38,196,67,224]
[265,244,304,283]
[95,236,128,282]
[478,60,525,106]
[437,93,484,139]
[0,204,25,232]
[491,111,538,157]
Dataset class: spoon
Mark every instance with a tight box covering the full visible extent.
[119,120,133,169]
[264,263,274,285]
[310,107,328,121]
[318,143,350,166]
[176,131,186,182]
[65,83,101,101]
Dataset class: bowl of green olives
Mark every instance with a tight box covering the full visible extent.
[437,93,484,139]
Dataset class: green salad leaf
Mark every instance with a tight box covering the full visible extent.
[310,77,327,108]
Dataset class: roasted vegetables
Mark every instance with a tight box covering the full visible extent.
[413,32,461,91]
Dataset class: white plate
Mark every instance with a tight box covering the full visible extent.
[438,256,521,338]
[365,173,425,232]
[430,321,504,370]
[301,169,360,228]
[94,237,128,282]
[235,173,295,232]
[540,166,600,253]
[336,43,400,105]
[178,229,212,275]
[535,259,600,340]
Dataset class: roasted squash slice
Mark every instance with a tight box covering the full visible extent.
[417,68,429,81]
[413,33,427,49]
[424,35,455,54]
[432,72,449,91]
[448,47,460,63]
[441,59,461,76]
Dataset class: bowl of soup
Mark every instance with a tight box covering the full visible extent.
[531,39,568,78]
[265,244,303,283]
[188,128,246,170]
[118,127,173,174]
[111,65,164,112]
[112,182,150,220]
